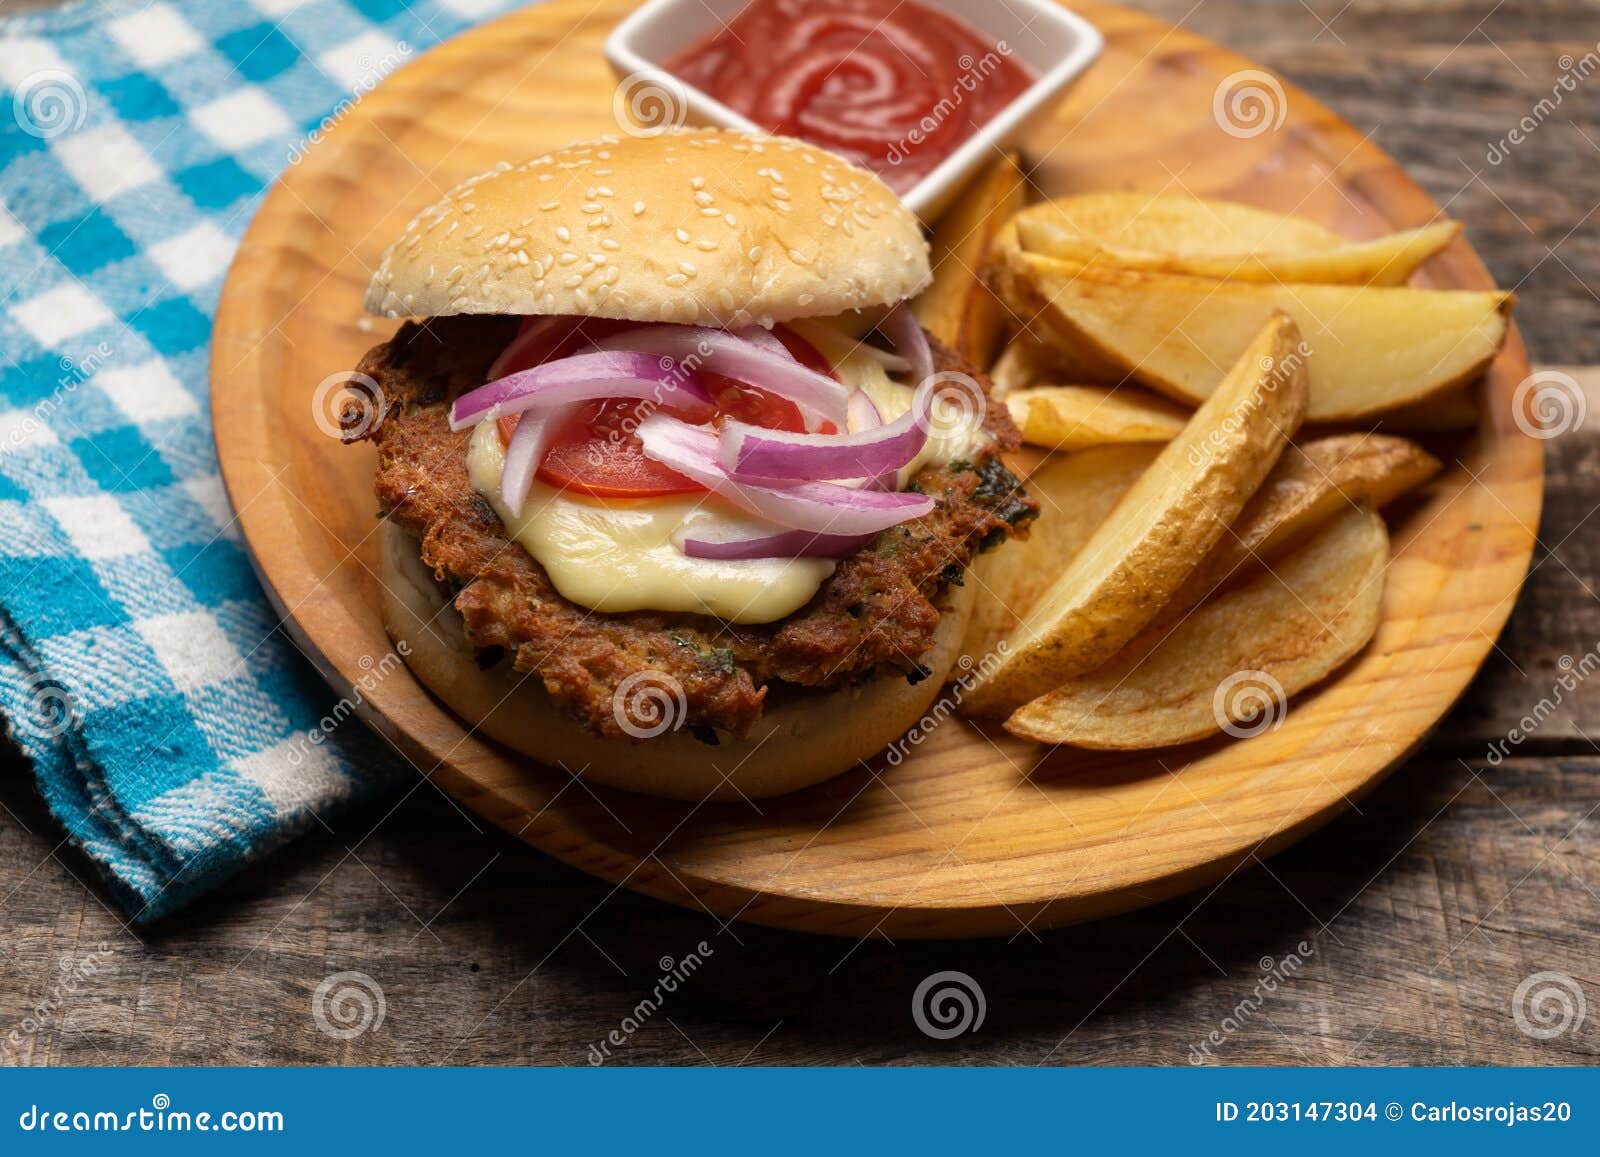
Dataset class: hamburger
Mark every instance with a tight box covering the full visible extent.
[347,129,1035,801]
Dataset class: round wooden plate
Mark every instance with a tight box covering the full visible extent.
[211,0,1542,938]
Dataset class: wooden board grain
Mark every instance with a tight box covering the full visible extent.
[209,0,1543,938]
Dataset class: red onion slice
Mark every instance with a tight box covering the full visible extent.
[592,325,849,429]
[848,389,882,432]
[880,303,935,387]
[449,350,711,431]
[719,403,925,482]
[499,405,570,518]
[636,415,933,535]
[720,374,960,483]
[733,326,798,363]
[487,315,572,381]
[679,526,871,560]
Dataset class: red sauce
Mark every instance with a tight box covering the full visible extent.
[666,0,1033,194]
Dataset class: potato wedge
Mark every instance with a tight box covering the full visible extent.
[914,154,1027,368]
[1013,252,1511,421]
[987,226,1129,384]
[988,337,1046,396]
[1005,505,1388,748]
[1014,195,1460,286]
[962,444,1160,661]
[960,314,1310,717]
[1354,387,1480,433]
[989,332,1101,396]
[1169,433,1438,615]
[1012,193,1348,259]
[1007,384,1188,451]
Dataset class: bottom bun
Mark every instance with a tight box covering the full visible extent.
[377,521,976,801]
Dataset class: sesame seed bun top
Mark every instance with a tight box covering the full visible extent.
[363,129,932,327]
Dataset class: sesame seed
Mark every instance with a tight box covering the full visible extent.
[675,229,690,243]
[600,238,620,251]
[564,274,583,288]
[464,225,483,239]
[748,246,763,262]
[695,239,717,251]
[540,202,559,211]
[798,293,815,305]
[633,201,645,215]
[694,191,714,207]
[665,273,688,287]
[677,261,697,277]
[556,226,571,242]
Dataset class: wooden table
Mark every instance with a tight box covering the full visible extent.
[3,0,1598,1066]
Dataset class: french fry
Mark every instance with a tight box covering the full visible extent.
[1005,506,1388,748]
[913,154,1027,368]
[960,314,1310,717]
[1013,194,1460,286]
[1006,384,1188,451]
[1011,252,1511,421]
[961,444,1160,662]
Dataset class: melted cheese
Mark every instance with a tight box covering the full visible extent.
[468,422,835,623]
[466,325,988,624]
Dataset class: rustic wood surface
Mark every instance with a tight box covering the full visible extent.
[3,0,1599,1064]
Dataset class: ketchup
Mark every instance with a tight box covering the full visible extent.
[666,0,1033,194]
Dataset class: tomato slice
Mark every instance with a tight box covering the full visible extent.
[493,322,839,498]
[704,327,840,433]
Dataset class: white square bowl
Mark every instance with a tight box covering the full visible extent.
[604,0,1103,222]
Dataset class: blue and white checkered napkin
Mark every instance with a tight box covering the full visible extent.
[0,0,517,921]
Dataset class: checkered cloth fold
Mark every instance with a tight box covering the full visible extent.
[0,0,516,921]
